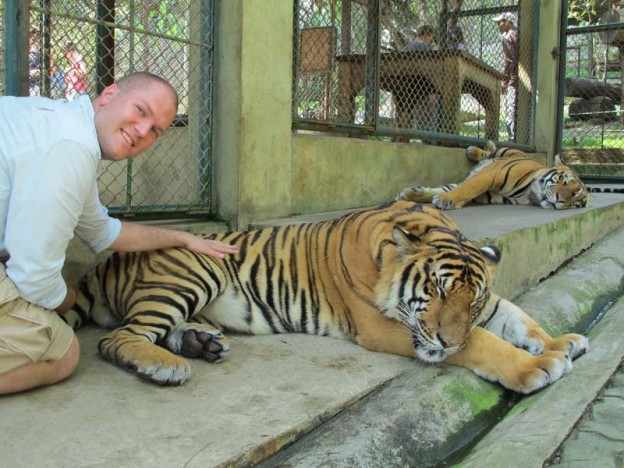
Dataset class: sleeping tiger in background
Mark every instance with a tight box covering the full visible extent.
[60,201,588,394]
[396,141,589,210]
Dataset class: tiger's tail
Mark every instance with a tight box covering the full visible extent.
[60,269,99,330]
[466,140,497,163]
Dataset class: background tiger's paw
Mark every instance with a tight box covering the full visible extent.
[508,350,572,394]
[166,324,230,363]
[395,185,430,203]
[465,145,483,163]
[432,194,459,210]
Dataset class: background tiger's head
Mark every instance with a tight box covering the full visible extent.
[535,155,588,209]
[374,225,500,363]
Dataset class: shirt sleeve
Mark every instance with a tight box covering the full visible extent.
[5,139,99,310]
[74,184,121,254]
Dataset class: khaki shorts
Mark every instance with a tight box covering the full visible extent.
[0,265,74,374]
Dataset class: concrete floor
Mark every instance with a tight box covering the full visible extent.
[2,192,624,467]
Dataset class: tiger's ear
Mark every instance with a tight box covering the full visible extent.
[554,154,566,167]
[480,245,501,273]
[392,227,424,257]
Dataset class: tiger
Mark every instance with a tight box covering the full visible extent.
[395,141,589,210]
[60,201,588,394]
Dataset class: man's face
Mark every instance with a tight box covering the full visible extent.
[496,20,511,33]
[94,81,177,161]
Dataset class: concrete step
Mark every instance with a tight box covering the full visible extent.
[1,194,624,468]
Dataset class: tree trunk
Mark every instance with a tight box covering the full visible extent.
[565,77,622,102]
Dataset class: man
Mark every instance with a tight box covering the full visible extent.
[0,72,238,394]
[402,24,436,52]
[28,27,42,95]
[493,12,518,140]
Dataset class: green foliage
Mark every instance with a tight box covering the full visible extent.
[568,0,598,26]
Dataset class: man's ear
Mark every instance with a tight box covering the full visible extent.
[98,83,120,105]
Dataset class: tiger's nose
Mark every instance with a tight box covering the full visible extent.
[437,333,452,348]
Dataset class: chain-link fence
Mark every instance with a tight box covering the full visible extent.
[3,0,214,217]
[293,0,534,146]
[561,0,624,181]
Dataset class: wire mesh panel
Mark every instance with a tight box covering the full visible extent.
[293,0,534,146]
[562,0,624,181]
[23,0,214,216]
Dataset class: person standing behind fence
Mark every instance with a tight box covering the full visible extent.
[447,25,465,51]
[0,71,239,395]
[493,12,518,140]
[28,28,42,96]
[63,42,88,100]
[49,53,66,99]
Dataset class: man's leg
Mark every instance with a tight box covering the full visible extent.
[505,86,516,140]
[0,335,79,395]
[0,295,79,395]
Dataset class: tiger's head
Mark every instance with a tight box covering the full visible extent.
[533,155,588,209]
[374,225,500,363]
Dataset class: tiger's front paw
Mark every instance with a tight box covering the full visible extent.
[395,185,431,203]
[166,324,230,363]
[546,333,588,360]
[505,350,572,394]
[432,193,462,210]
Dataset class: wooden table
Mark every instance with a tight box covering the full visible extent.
[336,50,504,140]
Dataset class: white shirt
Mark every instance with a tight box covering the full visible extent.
[0,95,121,309]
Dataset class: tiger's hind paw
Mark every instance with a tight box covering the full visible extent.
[166,323,230,363]
[98,329,192,385]
[465,146,483,163]
[466,141,496,163]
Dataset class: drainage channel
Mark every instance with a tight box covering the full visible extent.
[435,293,621,468]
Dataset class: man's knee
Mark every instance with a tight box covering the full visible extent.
[54,335,80,381]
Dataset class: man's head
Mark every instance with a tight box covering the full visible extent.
[416,25,436,44]
[93,72,178,161]
[493,12,515,32]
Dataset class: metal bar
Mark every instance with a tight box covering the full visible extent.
[554,0,569,157]
[363,0,380,126]
[96,0,115,94]
[567,23,624,35]
[199,0,213,207]
[29,5,212,50]
[291,0,300,122]
[4,0,28,96]
[294,121,535,153]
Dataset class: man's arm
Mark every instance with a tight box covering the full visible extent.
[108,221,239,259]
[55,286,76,313]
